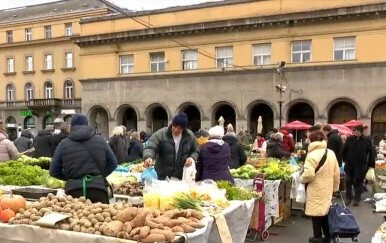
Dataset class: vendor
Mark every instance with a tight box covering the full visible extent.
[49,114,117,204]
[196,125,234,183]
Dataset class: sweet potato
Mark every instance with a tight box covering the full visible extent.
[149,228,175,241]
[190,210,203,220]
[141,233,166,243]
[123,232,132,240]
[117,231,125,238]
[139,226,151,239]
[188,221,205,229]
[180,223,196,233]
[115,207,139,223]
[130,227,142,236]
[177,217,189,224]
[144,218,163,229]
[172,226,184,233]
[103,220,123,237]
[132,234,141,241]
[123,222,132,232]
[130,212,146,229]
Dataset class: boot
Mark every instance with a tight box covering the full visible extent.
[308,237,324,243]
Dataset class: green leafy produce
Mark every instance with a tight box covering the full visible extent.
[42,174,66,189]
[0,161,48,186]
[261,158,294,181]
[173,192,202,211]
[217,181,260,201]
[14,155,51,170]
[230,164,261,179]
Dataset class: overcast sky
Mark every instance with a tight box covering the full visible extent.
[0,0,223,11]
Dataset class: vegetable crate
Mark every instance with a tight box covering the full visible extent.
[246,174,269,241]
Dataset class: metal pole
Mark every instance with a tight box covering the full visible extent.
[278,100,283,128]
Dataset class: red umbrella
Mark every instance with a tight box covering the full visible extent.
[330,124,353,135]
[283,120,312,130]
[342,120,364,128]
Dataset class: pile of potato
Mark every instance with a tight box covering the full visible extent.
[113,182,143,196]
[8,193,205,242]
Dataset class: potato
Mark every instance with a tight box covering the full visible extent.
[83,210,91,217]
[130,213,146,229]
[60,223,70,231]
[141,233,166,243]
[104,217,112,223]
[79,197,87,202]
[87,214,96,221]
[181,223,195,233]
[83,220,92,228]
[123,232,132,240]
[123,222,132,232]
[139,226,151,239]
[81,226,88,233]
[188,221,205,229]
[101,212,111,218]
[149,229,175,241]
[144,218,163,229]
[115,207,138,223]
[92,208,103,214]
[129,227,141,236]
[95,213,104,222]
[103,220,123,237]
[90,218,99,225]
[87,227,96,234]
[132,234,141,241]
[99,225,106,233]
[95,231,102,235]
[117,231,125,238]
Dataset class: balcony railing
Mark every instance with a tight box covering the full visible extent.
[0,98,81,110]
[25,98,62,108]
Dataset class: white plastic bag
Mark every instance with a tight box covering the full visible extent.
[296,183,306,204]
[182,162,196,182]
[365,168,375,182]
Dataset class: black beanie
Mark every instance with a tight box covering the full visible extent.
[172,112,188,128]
[71,114,88,127]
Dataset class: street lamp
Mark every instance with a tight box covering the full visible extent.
[275,61,286,127]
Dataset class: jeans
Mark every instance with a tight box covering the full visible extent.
[311,215,330,239]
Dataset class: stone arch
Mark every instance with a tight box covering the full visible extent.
[114,104,139,131]
[246,100,275,136]
[5,116,17,141]
[370,97,386,145]
[88,105,110,139]
[285,99,316,125]
[176,102,203,133]
[367,96,386,118]
[144,103,170,133]
[327,100,358,124]
[326,97,362,120]
[210,101,238,128]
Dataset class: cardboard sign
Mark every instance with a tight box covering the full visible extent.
[215,214,232,243]
[35,212,69,228]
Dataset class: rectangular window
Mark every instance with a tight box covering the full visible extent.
[182,50,198,70]
[65,83,73,99]
[44,25,52,39]
[26,86,34,100]
[150,52,165,72]
[45,54,53,69]
[334,37,355,60]
[65,52,73,68]
[292,40,311,63]
[6,30,13,43]
[7,58,14,73]
[253,43,271,65]
[65,23,73,36]
[25,56,33,71]
[216,46,233,68]
[7,86,14,102]
[25,28,32,41]
[119,55,134,74]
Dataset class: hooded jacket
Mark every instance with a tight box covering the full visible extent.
[0,132,19,162]
[222,134,247,169]
[14,130,33,153]
[49,125,117,192]
[127,137,143,162]
[266,139,291,159]
[196,139,234,183]
[143,126,199,180]
[327,130,343,167]
[31,130,53,158]
[109,135,128,164]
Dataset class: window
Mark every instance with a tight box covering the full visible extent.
[65,23,73,36]
[44,25,52,39]
[25,56,33,71]
[6,84,15,102]
[44,82,53,99]
[6,30,13,43]
[150,52,165,72]
[45,54,53,70]
[334,37,355,60]
[253,43,271,65]
[65,52,73,68]
[292,40,311,63]
[25,83,34,100]
[216,46,233,68]
[7,58,14,73]
[25,28,32,41]
[182,50,198,70]
[64,80,73,99]
[119,55,134,74]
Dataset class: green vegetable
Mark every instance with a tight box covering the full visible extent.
[173,193,202,211]
[230,165,261,179]
[217,181,260,201]
[261,158,294,181]
[0,161,47,186]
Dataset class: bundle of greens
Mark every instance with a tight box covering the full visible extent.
[0,161,48,186]
[216,181,260,201]
[261,158,294,181]
[14,155,51,170]
[173,192,202,211]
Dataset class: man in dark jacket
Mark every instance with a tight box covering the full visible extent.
[266,132,291,159]
[323,125,343,167]
[143,112,199,180]
[128,132,143,162]
[31,126,54,158]
[222,132,247,169]
[50,125,69,156]
[49,114,117,204]
[14,129,33,153]
[342,125,375,206]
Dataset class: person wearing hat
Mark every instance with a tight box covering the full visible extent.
[14,129,33,153]
[342,125,375,206]
[222,124,247,169]
[196,125,234,183]
[143,112,199,180]
[49,114,117,204]
[197,129,209,148]
[31,125,55,158]
[53,117,65,135]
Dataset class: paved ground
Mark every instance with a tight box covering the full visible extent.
[245,191,384,243]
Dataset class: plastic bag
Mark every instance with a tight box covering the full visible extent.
[140,167,158,184]
[182,163,197,182]
[365,167,375,182]
[296,183,306,204]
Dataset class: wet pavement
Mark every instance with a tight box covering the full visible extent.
[245,191,384,243]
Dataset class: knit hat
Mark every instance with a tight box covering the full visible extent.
[172,112,188,128]
[209,125,224,139]
[71,114,88,127]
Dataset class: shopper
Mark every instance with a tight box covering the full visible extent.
[196,125,234,183]
[322,125,344,167]
[50,123,69,156]
[31,125,54,158]
[252,133,266,153]
[14,129,33,153]
[380,133,386,157]
[127,131,143,162]
[300,130,340,243]
[281,129,295,153]
[0,130,19,162]
[222,124,247,169]
[342,125,375,206]
[266,132,291,159]
[143,112,199,180]
[50,114,117,204]
[196,129,209,148]
[108,126,128,164]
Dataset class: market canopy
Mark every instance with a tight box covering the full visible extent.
[330,124,353,135]
[283,120,312,130]
[342,120,364,128]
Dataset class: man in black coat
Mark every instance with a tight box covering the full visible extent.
[31,126,54,158]
[342,125,375,206]
[323,125,343,167]
[127,132,143,162]
[222,132,247,169]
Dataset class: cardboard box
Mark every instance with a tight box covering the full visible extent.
[283,198,292,220]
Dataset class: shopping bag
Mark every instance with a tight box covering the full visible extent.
[182,162,196,182]
[140,167,158,184]
[365,168,375,182]
[295,183,306,204]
